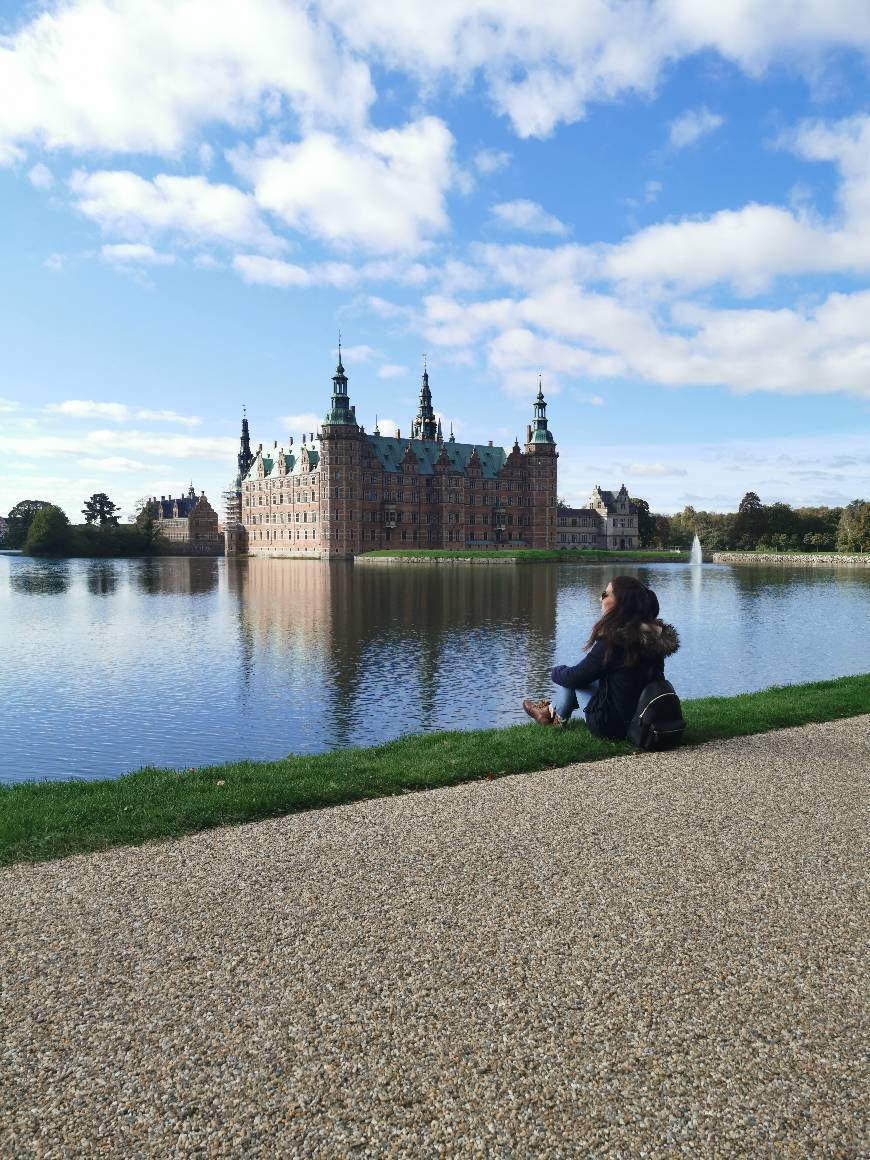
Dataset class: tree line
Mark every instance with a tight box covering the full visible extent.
[4,490,869,556]
[629,492,870,553]
[2,494,160,557]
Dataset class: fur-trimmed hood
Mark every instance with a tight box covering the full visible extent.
[616,619,680,657]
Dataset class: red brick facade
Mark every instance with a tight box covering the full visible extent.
[235,363,558,559]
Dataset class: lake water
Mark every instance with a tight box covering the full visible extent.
[1,553,868,784]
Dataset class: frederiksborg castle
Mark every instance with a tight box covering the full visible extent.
[225,355,559,558]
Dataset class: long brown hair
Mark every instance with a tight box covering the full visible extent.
[585,575,660,665]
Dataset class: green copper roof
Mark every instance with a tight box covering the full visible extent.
[242,440,322,483]
[367,435,507,477]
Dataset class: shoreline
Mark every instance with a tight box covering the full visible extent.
[713,550,870,568]
[357,548,691,564]
[2,673,868,866]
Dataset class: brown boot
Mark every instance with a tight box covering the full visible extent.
[523,698,554,726]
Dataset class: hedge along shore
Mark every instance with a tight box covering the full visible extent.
[2,674,868,867]
[713,551,870,568]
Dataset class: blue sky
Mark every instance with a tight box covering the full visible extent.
[1,1,869,519]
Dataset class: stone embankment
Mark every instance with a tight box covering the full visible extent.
[713,551,869,568]
[358,552,688,566]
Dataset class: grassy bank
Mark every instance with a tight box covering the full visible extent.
[2,674,867,867]
[360,548,689,562]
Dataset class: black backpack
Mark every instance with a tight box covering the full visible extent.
[627,669,686,751]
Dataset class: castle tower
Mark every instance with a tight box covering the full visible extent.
[412,365,438,440]
[320,343,362,558]
[323,342,358,428]
[525,379,558,549]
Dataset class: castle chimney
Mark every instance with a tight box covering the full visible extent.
[527,424,532,444]
[289,436,293,446]
[397,428,401,439]
[488,440,493,447]
[273,440,277,449]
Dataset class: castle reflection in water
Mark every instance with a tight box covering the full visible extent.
[227,557,558,746]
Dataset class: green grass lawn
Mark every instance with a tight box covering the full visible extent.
[2,673,867,866]
[360,548,689,562]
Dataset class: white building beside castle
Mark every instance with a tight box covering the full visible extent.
[556,484,639,550]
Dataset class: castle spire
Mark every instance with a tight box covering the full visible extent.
[237,408,253,480]
[324,346,357,427]
[529,379,554,445]
[413,360,438,440]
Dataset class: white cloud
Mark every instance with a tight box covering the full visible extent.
[234,117,455,254]
[377,364,408,378]
[0,398,20,413]
[365,296,415,321]
[473,148,511,175]
[77,456,155,472]
[0,0,373,161]
[100,243,175,266]
[319,2,870,138]
[71,170,280,251]
[17,429,235,460]
[279,413,323,435]
[27,162,54,189]
[335,344,382,363]
[136,409,201,427]
[233,255,313,288]
[43,400,201,425]
[421,272,870,401]
[491,199,568,236]
[467,112,870,301]
[373,418,399,436]
[45,400,129,421]
[232,253,429,289]
[623,463,689,477]
[668,107,724,150]
[578,394,605,406]
[42,253,65,272]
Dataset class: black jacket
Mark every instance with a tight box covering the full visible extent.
[550,620,680,740]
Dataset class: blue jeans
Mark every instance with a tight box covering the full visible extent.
[551,680,598,723]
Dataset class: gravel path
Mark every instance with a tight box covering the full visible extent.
[2,717,868,1158]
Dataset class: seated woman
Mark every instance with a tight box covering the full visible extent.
[523,575,679,740]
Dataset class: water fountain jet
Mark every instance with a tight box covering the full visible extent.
[690,534,703,566]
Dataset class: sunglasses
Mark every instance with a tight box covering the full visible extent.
[600,589,612,600]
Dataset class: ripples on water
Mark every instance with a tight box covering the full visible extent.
[1,553,868,783]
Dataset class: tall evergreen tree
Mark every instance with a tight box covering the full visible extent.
[82,493,121,526]
[734,491,765,548]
